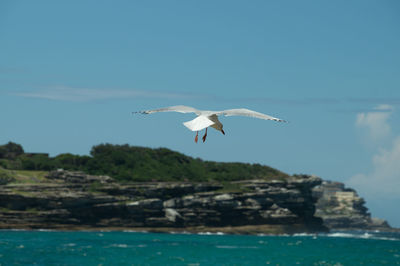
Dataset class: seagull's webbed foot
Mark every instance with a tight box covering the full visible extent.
[195,132,199,143]
[202,128,208,143]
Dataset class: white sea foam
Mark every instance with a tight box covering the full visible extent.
[108,243,146,248]
[327,232,357,238]
[243,230,400,241]
[326,232,399,241]
[197,232,225,235]
[1,229,53,232]
[216,245,239,249]
[216,245,259,249]
[122,230,148,233]
[293,233,317,237]
[111,244,129,248]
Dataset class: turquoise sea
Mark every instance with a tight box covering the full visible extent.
[1,230,399,265]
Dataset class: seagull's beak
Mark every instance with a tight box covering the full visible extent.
[221,129,225,135]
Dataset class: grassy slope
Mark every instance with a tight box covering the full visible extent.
[0,167,48,184]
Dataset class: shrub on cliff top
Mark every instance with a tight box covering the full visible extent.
[0,142,24,159]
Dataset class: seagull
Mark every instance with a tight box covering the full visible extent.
[133,105,286,143]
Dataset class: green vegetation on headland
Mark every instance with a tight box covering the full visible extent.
[0,142,289,182]
[0,167,47,185]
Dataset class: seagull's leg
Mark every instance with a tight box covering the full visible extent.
[202,128,208,142]
[195,131,199,143]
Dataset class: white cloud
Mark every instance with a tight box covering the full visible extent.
[13,86,200,102]
[348,136,400,197]
[347,104,400,226]
[355,104,393,142]
[348,103,400,225]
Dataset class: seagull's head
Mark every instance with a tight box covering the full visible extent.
[211,123,225,135]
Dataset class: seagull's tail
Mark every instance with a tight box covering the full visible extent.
[183,116,214,132]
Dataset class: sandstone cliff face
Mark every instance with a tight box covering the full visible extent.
[313,181,391,230]
[0,170,327,234]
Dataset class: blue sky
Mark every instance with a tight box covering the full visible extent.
[1,1,400,226]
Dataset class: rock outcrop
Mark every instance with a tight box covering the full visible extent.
[313,181,392,230]
[0,170,327,234]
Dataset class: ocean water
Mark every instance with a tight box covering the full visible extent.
[0,230,399,265]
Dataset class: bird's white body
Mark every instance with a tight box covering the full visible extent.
[134,105,286,142]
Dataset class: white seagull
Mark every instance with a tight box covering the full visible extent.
[133,105,286,143]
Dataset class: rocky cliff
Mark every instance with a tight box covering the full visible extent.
[0,170,327,234]
[313,181,391,231]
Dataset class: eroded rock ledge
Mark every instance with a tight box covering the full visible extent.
[0,170,327,234]
[313,181,392,231]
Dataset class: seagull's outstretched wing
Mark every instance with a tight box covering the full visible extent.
[133,105,201,115]
[216,108,286,122]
